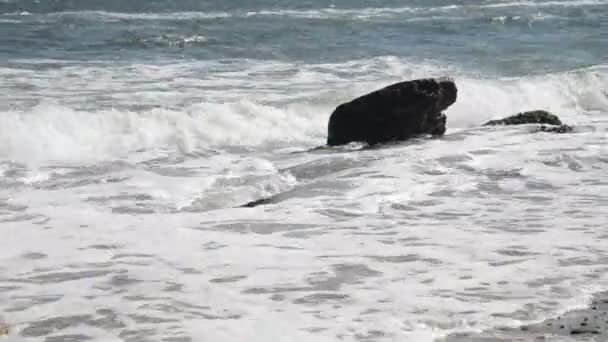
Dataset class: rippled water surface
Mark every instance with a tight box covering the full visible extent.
[1,0,608,341]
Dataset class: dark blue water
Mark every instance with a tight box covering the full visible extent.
[2,0,607,75]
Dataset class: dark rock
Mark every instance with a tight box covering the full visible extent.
[483,110,562,126]
[240,197,274,208]
[537,124,575,133]
[326,78,457,146]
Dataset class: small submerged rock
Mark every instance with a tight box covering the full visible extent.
[537,124,575,133]
[239,197,274,208]
[483,110,563,126]
[326,77,457,146]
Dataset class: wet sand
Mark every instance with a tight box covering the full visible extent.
[443,292,608,341]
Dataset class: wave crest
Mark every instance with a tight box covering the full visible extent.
[0,100,326,162]
[1,58,606,162]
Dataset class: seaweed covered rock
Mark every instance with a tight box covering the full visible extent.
[327,78,457,146]
[483,110,562,126]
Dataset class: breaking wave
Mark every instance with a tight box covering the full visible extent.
[1,58,606,162]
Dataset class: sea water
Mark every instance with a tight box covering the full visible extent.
[1,0,607,341]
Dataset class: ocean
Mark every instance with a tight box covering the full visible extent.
[1,0,607,341]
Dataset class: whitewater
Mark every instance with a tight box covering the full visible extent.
[1,0,608,341]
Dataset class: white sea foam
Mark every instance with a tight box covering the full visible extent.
[1,57,606,163]
[1,70,607,341]
[46,10,233,21]
[2,117,608,341]
[0,100,326,162]
[448,66,608,128]
[1,10,30,16]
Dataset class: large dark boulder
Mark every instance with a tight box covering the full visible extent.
[483,110,562,126]
[327,78,457,146]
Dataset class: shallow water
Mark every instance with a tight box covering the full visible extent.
[1,0,608,341]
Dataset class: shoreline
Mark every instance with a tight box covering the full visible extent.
[443,292,608,341]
